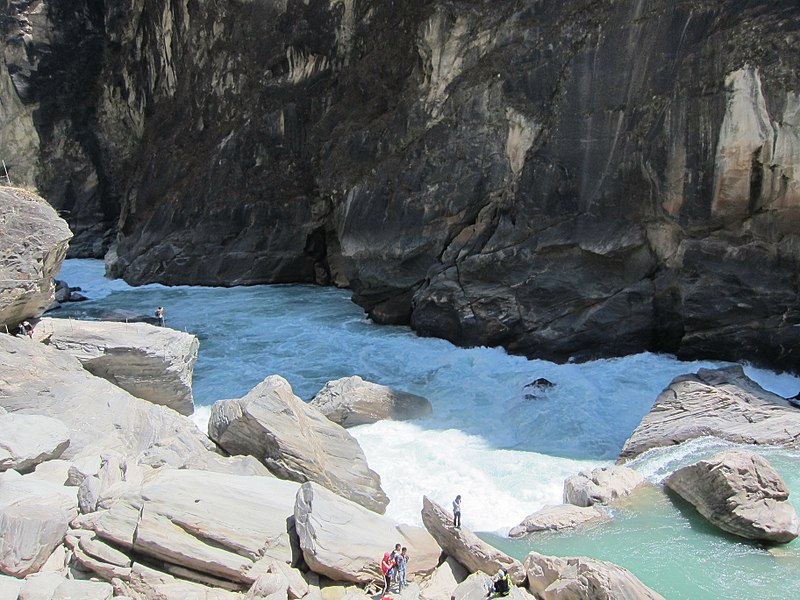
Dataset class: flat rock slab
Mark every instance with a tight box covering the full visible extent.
[619,366,800,461]
[310,375,432,427]
[0,413,70,472]
[294,482,440,585]
[209,375,388,514]
[89,468,300,585]
[36,317,198,415]
[666,448,800,543]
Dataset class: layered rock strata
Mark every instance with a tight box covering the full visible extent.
[35,317,198,415]
[619,366,800,461]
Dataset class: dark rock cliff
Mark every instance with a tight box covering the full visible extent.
[2,0,799,370]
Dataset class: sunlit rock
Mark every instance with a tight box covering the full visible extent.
[209,375,388,513]
[310,375,432,427]
[666,449,800,543]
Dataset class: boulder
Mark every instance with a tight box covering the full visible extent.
[86,468,300,585]
[453,571,535,600]
[0,413,70,472]
[0,471,76,577]
[294,482,440,585]
[508,504,609,538]
[34,317,198,415]
[209,375,388,514]
[420,496,524,585]
[619,366,800,461]
[665,449,800,543]
[0,188,72,330]
[524,551,666,600]
[0,574,23,599]
[563,466,646,507]
[309,376,432,427]
[0,333,231,471]
[418,556,468,600]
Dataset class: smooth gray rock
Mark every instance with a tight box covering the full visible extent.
[418,556,468,600]
[13,572,113,600]
[524,551,665,600]
[87,468,300,585]
[309,376,432,427]
[563,466,646,507]
[0,334,218,468]
[0,471,76,577]
[420,496,524,585]
[619,366,800,461]
[0,413,70,472]
[209,375,388,514]
[665,449,800,543]
[35,317,198,415]
[294,482,440,584]
[508,504,609,538]
[0,188,71,330]
[112,562,241,600]
[453,571,535,600]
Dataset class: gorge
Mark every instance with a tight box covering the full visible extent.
[2,0,799,371]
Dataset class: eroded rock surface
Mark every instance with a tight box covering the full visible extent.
[563,466,646,507]
[3,2,799,370]
[665,449,800,543]
[509,504,609,538]
[619,366,800,461]
[36,317,198,415]
[209,375,388,513]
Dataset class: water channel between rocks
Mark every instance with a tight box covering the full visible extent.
[54,259,800,600]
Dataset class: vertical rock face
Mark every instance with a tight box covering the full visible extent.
[2,1,799,370]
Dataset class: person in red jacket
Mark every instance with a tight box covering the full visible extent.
[380,551,395,594]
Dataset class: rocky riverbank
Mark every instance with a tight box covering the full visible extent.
[3,188,800,600]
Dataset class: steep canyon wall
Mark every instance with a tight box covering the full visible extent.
[2,0,799,370]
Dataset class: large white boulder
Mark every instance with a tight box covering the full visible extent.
[0,413,70,472]
[12,572,113,600]
[85,468,300,586]
[524,551,665,600]
[665,448,800,543]
[209,375,388,513]
[0,188,71,330]
[563,465,646,507]
[420,496,524,585]
[34,317,198,415]
[309,376,432,427]
[619,366,800,461]
[294,482,440,585]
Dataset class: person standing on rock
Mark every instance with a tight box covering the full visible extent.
[155,306,165,326]
[453,494,462,528]
[380,551,395,594]
[396,546,408,590]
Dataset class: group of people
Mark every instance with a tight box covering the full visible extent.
[380,543,409,594]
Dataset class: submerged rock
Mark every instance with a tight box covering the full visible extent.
[665,449,800,543]
[619,366,800,461]
[309,375,432,427]
[209,375,389,513]
[509,504,609,538]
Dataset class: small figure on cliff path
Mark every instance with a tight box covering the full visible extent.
[453,494,462,528]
